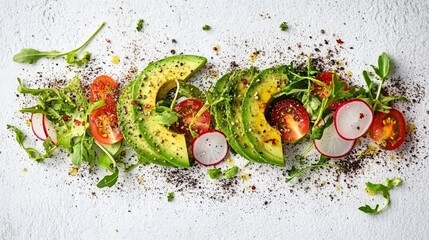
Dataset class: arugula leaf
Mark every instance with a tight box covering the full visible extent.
[208,168,223,179]
[153,106,180,126]
[360,53,405,112]
[167,192,175,202]
[358,178,403,215]
[97,167,119,188]
[13,22,105,66]
[72,134,95,168]
[286,155,343,183]
[208,167,240,179]
[94,141,117,173]
[371,52,390,80]
[179,83,203,99]
[224,166,240,179]
[7,125,57,162]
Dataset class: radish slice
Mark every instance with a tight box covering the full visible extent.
[192,130,229,166]
[31,113,47,140]
[42,115,58,144]
[313,119,355,158]
[334,99,373,140]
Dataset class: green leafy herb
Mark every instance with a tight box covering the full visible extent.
[167,192,175,202]
[286,155,343,183]
[153,106,180,126]
[97,167,119,188]
[136,19,144,32]
[208,166,240,179]
[224,166,239,179]
[179,82,203,99]
[208,168,223,179]
[360,53,406,112]
[202,25,211,31]
[279,22,289,31]
[358,178,403,215]
[7,125,57,162]
[13,22,105,66]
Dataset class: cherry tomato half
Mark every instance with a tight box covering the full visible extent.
[312,72,348,110]
[89,75,118,103]
[267,99,310,143]
[89,105,123,144]
[369,109,406,150]
[172,99,211,135]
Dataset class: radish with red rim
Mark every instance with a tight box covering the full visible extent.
[313,118,355,158]
[192,130,229,166]
[31,113,46,140]
[42,115,58,144]
[334,99,373,140]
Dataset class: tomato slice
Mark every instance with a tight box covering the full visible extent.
[312,72,348,110]
[89,105,123,144]
[89,75,118,103]
[369,109,406,150]
[267,99,310,143]
[172,99,211,135]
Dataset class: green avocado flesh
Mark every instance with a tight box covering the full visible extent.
[132,55,206,167]
[241,65,288,166]
[223,68,268,164]
[117,78,173,166]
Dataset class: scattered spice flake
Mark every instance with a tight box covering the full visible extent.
[112,55,120,64]
[279,22,288,31]
[240,172,251,181]
[105,38,111,44]
[407,123,416,134]
[213,44,221,54]
[202,24,211,31]
[137,176,145,184]
[336,39,344,44]
[23,168,28,173]
[167,192,175,202]
[69,167,78,176]
[250,50,260,63]
[136,19,144,32]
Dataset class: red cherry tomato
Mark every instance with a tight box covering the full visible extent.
[267,99,310,143]
[312,72,348,110]
[369,109,406,150]
[89,75,118,103]
[88,75,123,144]
[172,99,211,135]
[89,105,123,144]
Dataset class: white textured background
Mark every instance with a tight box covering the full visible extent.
[1,0,429,239]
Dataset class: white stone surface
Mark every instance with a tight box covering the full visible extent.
[1,0,428,239]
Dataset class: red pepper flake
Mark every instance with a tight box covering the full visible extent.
[144,104,152,109]
[336,39,344,44]
[74,119,82,126]
[359,113,365,119]
[241,79,249,86]
[251,185,256,190]
[105,38,111,44]
[131,100,139,105]
[63,115,71,121]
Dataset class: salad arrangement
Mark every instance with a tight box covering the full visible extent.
[9,22,408,214]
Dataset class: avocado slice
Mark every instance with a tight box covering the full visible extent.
[211,73,234,147]
[241,65,289,166]
[117,77,173,166]
[223,68,267,164]
[132,55,207,167]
